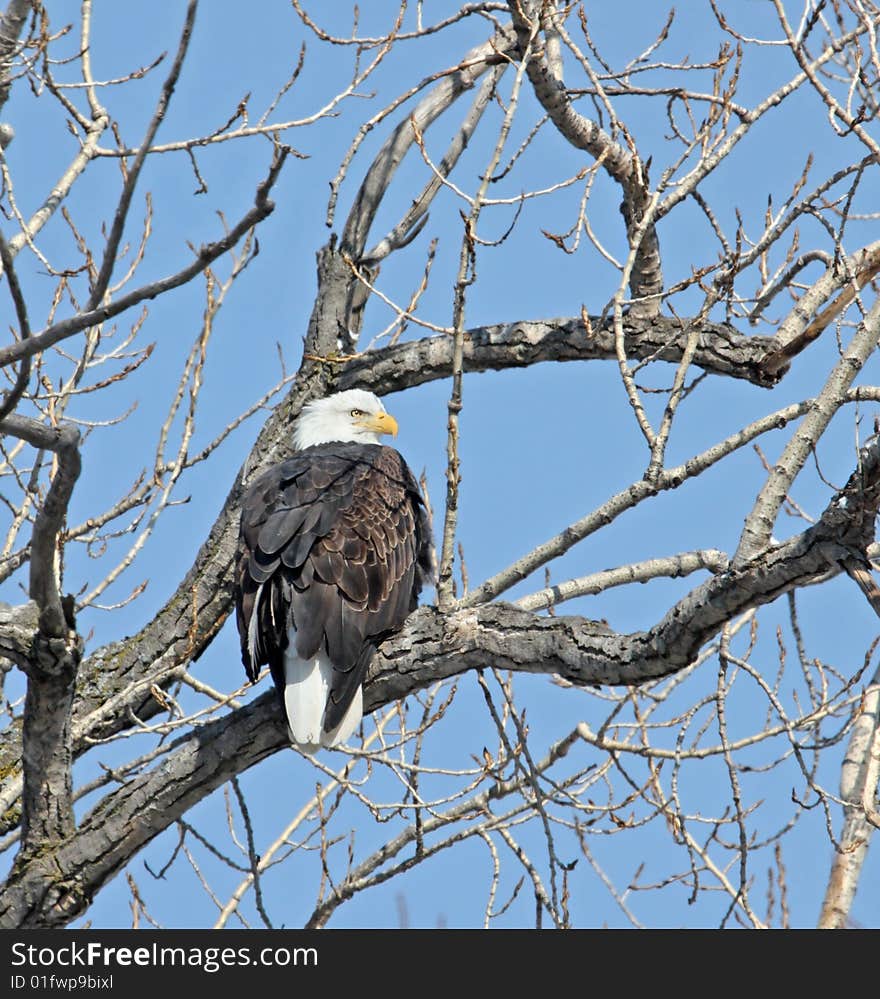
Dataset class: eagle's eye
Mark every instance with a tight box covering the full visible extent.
[350,408,364,418]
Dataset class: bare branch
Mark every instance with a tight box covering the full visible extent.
[507,0,663,317]
[340,26,516,263]
[0,226,30,421]
[736,293,880,565]
[0,0,31,115]
[0,148,286,370]
[515,549,730,613]
[818,660,880,928]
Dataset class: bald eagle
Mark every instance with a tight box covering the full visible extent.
[234,389,433,751]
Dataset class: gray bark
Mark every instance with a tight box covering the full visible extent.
[2,4,877,931]
[0,0,30,117]
[1,430,878,926]
[0,309,785,837]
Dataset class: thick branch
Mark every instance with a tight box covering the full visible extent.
[818,663,880,929]
[4,413,85,858]
[337,315,783,393]
[735,293,880,565]
[16,421,81,637]
[0,694,284,927]
[30,459,77,636]
[0,599,38,668]
[4,431,880,925]
[0,311,787,832]
[18,630,82,858]
[362,62,504,266]
[340,27,515,261]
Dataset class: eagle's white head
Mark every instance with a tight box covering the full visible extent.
[293,389,399,449]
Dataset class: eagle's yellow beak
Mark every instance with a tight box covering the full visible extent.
[365,410,398,437]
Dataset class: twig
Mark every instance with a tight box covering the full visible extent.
[0,227,31,422]
[0,148,287,369]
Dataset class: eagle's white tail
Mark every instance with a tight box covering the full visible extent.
[283,633,363,751]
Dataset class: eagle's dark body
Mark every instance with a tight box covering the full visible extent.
[235,441,433,748]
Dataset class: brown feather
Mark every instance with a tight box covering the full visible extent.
[234,442,433,736]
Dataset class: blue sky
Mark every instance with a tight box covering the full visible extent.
[2,1,879,929]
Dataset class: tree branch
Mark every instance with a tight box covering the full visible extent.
[86,0,198,311]
[0,0,31,116]
[337,315,784,392]
[514,549,729,612]
[507,0,663,317]
[0,226,30,422]
[818,661,880,929]
[0,312,818,833]
[0,694,284,927]
[4,428,880,926]
[361,60,507,266]
[735,293,880,565]
[1,411,85,858]
[0,148,286,370]
[340,26,516,263]
[0,599,38,669]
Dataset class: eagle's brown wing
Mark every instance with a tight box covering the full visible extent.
[234,442,432,734]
